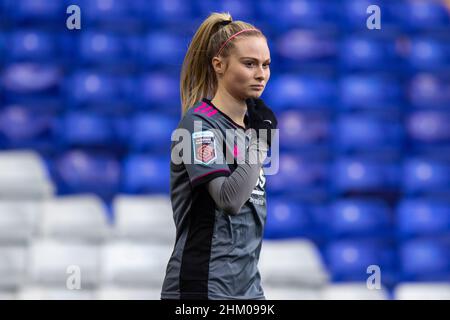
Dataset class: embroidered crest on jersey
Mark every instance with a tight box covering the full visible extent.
[192,131,217,165]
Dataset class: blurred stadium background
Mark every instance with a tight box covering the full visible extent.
[0,0,449,300]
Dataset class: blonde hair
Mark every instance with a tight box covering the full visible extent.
[180,12,264,115]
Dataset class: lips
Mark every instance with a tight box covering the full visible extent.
[251,85,264,89]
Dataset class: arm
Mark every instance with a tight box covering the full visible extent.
[207,135,268,215]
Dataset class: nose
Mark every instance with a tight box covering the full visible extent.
[255,65,265,81]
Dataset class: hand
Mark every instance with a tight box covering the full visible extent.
[245,98,278,147]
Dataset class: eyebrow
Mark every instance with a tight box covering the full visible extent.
[239,57,271,63]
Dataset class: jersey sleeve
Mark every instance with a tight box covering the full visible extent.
[179,113,231,188]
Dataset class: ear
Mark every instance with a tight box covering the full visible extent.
[212,56,226,75]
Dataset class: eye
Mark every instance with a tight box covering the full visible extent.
[263,62,271,68]
[244,61,255,67]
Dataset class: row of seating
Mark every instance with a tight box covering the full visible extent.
[1,0,449,31]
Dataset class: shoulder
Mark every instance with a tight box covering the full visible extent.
[181,99,222,129]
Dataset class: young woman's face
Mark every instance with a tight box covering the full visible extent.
[219,36,271,100]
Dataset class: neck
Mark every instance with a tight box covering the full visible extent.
[211,89,247,128]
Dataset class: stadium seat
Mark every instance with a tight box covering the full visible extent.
[16,286,95,300]
[405,38,449,70]
[122,155,170,194]
[407,111,450,143]
[333,157,399,192]
[128,113,177,152]
[259,239,329,288]
[96,286,162,300]
[265,199,313,238]
[321,283,389,300]
[0,105,54,149]
[2,63,61,94]
[263,285,322,300]
[40,195,111,242]
[113,195,175,243]
[6,0,63,23]
[408,74,449,108]
[140,32,187,67]
[0,245,27,289]
[267,153,328,195]
[266,75,335,110]
[394,283,450,300]
[58,112,114,147]
[53,151,120,199]
[0,151,54,199]
[325,240,394,282]
[335,114,403,151]
[329,199,391,238]
[394,0,450,30]
[399,239,450,281]
[8,30,56,62]
[339,75,401,109]
[79,32,125,65]
[403,158,450,194]
[397,199,450,238]
[136,73,179,111]
[0,200,39,243]
[339,36,396,70]
[100,241,172,287]
[278,110,330,150]
[28,239,100,287]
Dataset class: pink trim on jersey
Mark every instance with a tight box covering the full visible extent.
[206,110,218,117]
[194,102,208,112]
[191,169,231,184]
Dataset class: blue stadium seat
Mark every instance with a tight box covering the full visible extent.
[278,110,330,150]
[79,32,125,65]
[339,75,401,109]
[329,199,391,238]
[339,36,396,70]
[403,158,450,194]
[406,38,449,70]
[0,105,54,149]
[336,114,403,151]
[196,0,255,21]
[82,0,142,28]
[8,31,57,61]
[394,0,450,30]
[397,199,450,238]
[140,32,187,68]
[67,72,127,108]
[326,240,394,282]
[128,113,178,152]
[266,75,335,110]
[407,111,450,143]
[267,153,328,195]
[409,74,450,109]
[122,155,170,194]
[265,198,312,238]
[333,157,399,192]
[2,63,61,94]
[260,0,333,30]
[58,112,114,147]
[136,73,179,111]
[54,151,121,199]
[275,30,336,63]
[400,240,450,281]
[6,0,64,23]
[143,0,193,25]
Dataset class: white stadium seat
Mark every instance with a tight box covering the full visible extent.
[259,239,330,288]
[28,239,100,288]
[0,201,40,243]
[0,245,27,289]
[16,286,95,300]
[96,286,162,300]
[321,283,389,300]
[40,195,111,242]
[395,283,450,300]
[113,195,175,244]
[0,151,54,199]
[100,241,172,288]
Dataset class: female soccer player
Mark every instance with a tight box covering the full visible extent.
[161,12,277,300]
